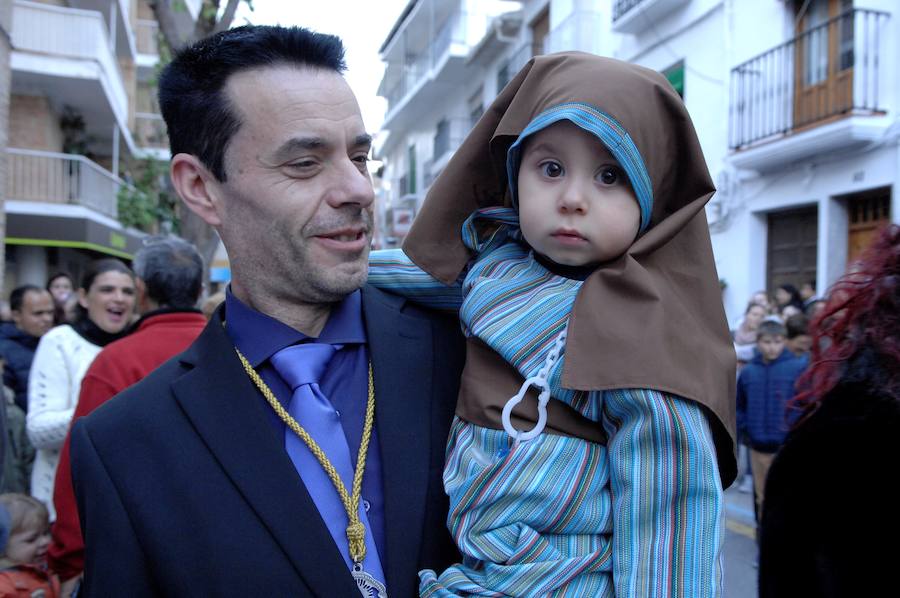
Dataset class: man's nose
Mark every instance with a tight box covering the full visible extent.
[327,158,374,209]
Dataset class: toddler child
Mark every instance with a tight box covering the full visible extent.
[369,52,736,597]
[0,493,59,597]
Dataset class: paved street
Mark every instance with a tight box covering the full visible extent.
[724,482,758,598]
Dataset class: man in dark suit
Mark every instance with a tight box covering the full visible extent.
[70,25,464,597]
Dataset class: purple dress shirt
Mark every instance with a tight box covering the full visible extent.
[223,289,387,565]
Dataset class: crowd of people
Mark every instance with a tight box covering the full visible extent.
[731,281,824,499]
[0,238,220,595]
[729,227,900,596]
[0,22,894,598]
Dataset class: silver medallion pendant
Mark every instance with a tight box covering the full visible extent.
[352,563,388,598]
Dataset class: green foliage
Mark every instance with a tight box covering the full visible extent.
[60,106,94,156]
[117,159,179,233]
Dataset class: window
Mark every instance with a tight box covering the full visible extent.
[497,62,511,93]
[468,88,484,129]
[407,145,417,195]
[434,119,450,159]
[663,60,685,99]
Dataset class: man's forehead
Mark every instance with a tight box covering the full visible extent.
[226,65,357,114]
[225,65,365,146]
[23,289,52,304]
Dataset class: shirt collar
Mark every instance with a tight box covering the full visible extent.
[224,287,366,367]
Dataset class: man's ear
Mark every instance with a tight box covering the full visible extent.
[170,153,224,227]
[135,278,150,313]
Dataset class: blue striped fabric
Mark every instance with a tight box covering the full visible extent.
[369,209,724,596]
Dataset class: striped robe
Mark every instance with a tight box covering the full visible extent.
[368,208,723,597]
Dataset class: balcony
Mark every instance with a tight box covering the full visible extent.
[69,0,136,59]
[424,117,471,187]
[496,43,533,93]
[5,148,127,218]
[10,0,128,137]
[728,8,890,172]
[380,8,490,135]
[466,10,523,68]
[134,112,169,153]
[612,0,689,34]
[136,19,159,55]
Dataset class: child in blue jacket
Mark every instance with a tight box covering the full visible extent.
[736,319,807,519]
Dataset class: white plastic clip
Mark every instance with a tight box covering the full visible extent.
[500,325,568,444]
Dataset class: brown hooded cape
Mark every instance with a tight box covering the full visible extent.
[402,52,737,486]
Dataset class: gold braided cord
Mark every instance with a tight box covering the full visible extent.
[235,348,375,564]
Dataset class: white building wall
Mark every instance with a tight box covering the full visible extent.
[712,0,900,321]
[377,0,900,322]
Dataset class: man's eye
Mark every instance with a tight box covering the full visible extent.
[598,167,620,185]
[352,155,370,166]
[541,161,563,178]
[287,161,316,169]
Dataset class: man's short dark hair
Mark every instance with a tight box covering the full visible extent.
[158,25,347,182]
[757,320,787,340]
[9,285,45,312]
[133,236,204,310]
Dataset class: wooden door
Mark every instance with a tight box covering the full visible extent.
[767,207,818,294]
[793,0,854,129]
[847,190,891,265]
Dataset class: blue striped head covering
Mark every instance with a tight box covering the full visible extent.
[506,102,653,234]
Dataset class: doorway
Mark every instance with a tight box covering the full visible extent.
[846,188,891,266]
[767,207,818,293]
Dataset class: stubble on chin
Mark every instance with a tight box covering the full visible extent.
[293,246,370,303]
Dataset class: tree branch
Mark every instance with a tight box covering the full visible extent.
[148,0,186,51]
[213,0,242,34]
[192,0,221,42]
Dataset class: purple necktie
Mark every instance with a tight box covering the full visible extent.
[269,343,385,586]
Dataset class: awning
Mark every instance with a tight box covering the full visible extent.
[5,211,145,259]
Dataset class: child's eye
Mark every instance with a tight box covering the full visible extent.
[541,161,563,178]
[597,166,620,185]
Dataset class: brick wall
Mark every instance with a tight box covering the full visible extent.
[8,94,64,152]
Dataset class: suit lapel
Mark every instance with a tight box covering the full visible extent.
[171,313,360,596]
[363,286,435,597]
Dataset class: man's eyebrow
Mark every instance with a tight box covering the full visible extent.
[270,134,373,163]
[352,133,373,149]
[270,137,329,163]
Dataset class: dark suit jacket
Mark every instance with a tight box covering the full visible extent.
[70,286,465,597]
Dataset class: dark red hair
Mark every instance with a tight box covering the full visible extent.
[792,224,900,415]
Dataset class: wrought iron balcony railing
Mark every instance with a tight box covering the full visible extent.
[729,8,889,150]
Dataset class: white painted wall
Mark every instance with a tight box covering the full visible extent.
[377,0,900,323]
